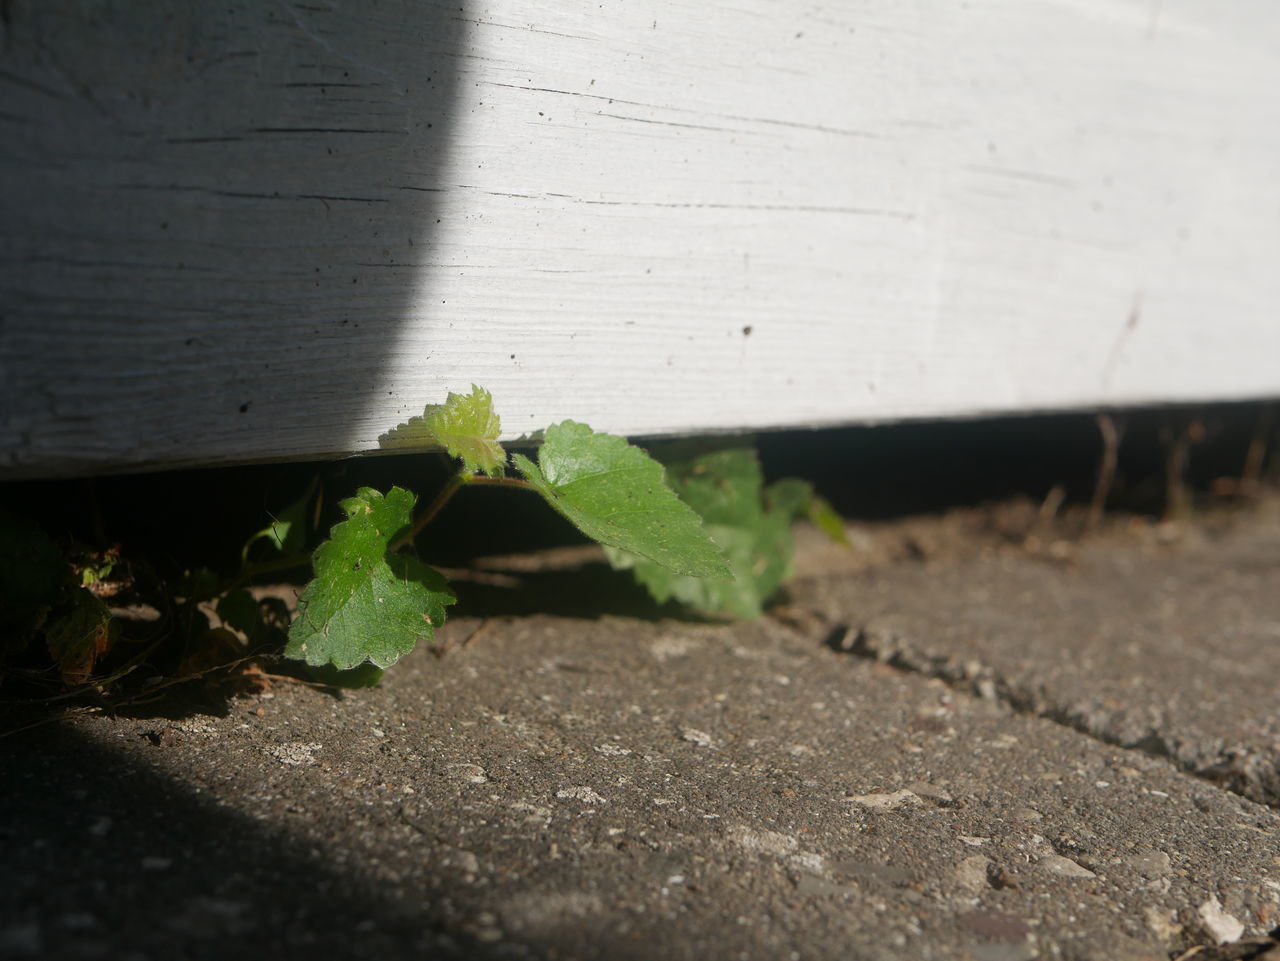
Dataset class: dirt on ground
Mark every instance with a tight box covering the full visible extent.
[4,497,1280,961]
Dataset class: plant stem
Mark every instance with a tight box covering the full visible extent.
[390,472,536,553]
[463,475,536,491]
[395,473,463,550]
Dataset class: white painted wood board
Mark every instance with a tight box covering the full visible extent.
[3,0,1279,478]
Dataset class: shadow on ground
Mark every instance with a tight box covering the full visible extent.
[447,560,703,622]
[2,725,488,960]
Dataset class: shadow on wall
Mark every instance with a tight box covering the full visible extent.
[0,0,467,476]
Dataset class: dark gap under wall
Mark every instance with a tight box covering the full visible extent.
[6,400,1276,577]
[756,401,1275,519]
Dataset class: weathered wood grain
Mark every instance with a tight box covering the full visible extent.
[3,0,1279,477]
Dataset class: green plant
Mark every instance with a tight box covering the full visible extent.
[280,385,732,673]
[605,445,848,619]
[1,385,845,704]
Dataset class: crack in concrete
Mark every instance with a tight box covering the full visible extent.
[818,618,1280,811]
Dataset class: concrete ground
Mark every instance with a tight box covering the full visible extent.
[4,501,1280,961]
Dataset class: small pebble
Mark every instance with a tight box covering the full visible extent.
[1038,854,1095,879]
[1143,905,1180,941]
[727,825,798,857]
[1123,848,1172,878]
[952,855,992,893]
[594,744,631,756]
[1197,896,1244,944]
[845,789,919,810]
[556,786,607,805]
[448,764,488,784]
[906,781,952,803]
[265,742,321,766]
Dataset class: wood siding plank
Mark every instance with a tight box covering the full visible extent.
[3,1,1279,477]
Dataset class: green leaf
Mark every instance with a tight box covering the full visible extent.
[378,385,505,473]
[512,421,730,577]
[763,477,814,521]
[242,478,317,561]
[77,547,119,587]
[765,478,850,547]
[45,587,118,684]
[676,449,769,524]
[605,513,793,619]
[426,384,506,477]
[806,493,850,548]
[285,487,455,670]
[606,448,845,618]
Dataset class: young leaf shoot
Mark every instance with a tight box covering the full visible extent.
[425,384,506,478]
